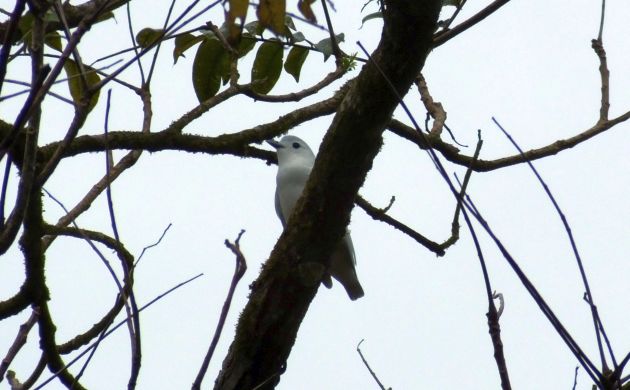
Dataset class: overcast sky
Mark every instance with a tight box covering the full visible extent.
[1,1,629,389]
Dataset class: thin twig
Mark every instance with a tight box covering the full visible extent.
[357,39,600,386]
[356,340,389,390]
[34,273,204,389]
[93,0,222,92]
[0,66,50,162]
[493,292,504,318]
[0,0,26,96]
[0,65,50,255]
[104,89,121,242]
[433,0,512,47]
[320,0,343,66]
[192,230,247,390]
[437,0,468,32]
[19,353,47,389]
[53,0,89,89]
[102,88,142,390]
[146,0,178,84]
[440,133,483,251]
[237,67,345,103]
[0,82,75,105]
[0,309,40,382]
[492,117,612,371]
[43,193,137,383]
[125,1,145,84]
[135,223,173,266]
[597,0,606,42]
[0,155,12,226]
[591,38,609,122]
[459,194,601,385]
[457,182,511,390]
[164,0,215,37]
[355,195,445,256]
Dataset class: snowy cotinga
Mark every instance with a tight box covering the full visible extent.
[267,135,364,300]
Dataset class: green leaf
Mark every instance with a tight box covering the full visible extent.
[44,31,62,52]
[298,0,317,23]
[173,33,204,63]
[291,31,305,43]
[342,53,358,72]
[63,59,101,112]
[237,34,257,58]
[192,38,230,102]
[284,15,296,31]
[256,0,287,35]
[361,11,383,27]
[42,11,60,24]
[136,28,164,49]
[284,46,308,82]
[251,40,283,94]
[17,12,34,42]
[244,20,264,36]
[226,0,248,44]
[95,11,116,24]
[314,33,344,61]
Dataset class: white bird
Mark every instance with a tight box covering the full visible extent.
[267,135,364,300]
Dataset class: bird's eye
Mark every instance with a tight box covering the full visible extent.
[292,142,301,149]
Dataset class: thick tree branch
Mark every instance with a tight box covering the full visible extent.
[213,2,443,389]
[30,89,344,160]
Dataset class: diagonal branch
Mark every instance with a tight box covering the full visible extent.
[213,2,443,389]
[433,0,513,47]
[387,109,630,172]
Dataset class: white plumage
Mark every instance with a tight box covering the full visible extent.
[267,135,364,300]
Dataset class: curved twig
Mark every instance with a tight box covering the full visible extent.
[192,230,247,390]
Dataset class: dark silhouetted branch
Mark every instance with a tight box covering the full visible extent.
[357,340,390,390]
[192,230,247,390]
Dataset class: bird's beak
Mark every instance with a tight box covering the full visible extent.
[266,139,283,149]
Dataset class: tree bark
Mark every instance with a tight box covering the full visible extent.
[213,2,442,389]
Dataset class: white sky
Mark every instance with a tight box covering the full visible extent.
[1,1,629,389]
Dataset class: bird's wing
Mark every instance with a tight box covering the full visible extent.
[342,232,357,265]
[274,187,287,227]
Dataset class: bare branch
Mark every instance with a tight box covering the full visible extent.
[136,223,173,266]
[591,39,610,122]
[433,0,513,47]
[459,187,602,385]
[320,0,343,66]
[192,230,247,390]
[493,117,613,371]
[0,309,39,382]
[36,274,204,388]
[572,366,579,390]
[387,108,630,172]
[0,0,26,95]
[125,1,146,84]
[237,67,346,103]
[356,340,390,390]
[30,85,344,160]
[457,190,511,390]
[355,195,445,256]
[597,0,606,41]
[416,74,446,136]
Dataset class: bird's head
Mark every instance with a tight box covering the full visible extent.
[267,135,316,166]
